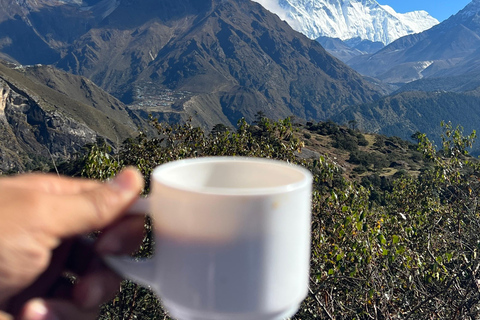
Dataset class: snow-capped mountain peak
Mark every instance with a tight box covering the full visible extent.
[254,0,439,45]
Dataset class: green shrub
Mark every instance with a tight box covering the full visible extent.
[332,132,358,151]
[353,164,368,174]
[305,123,480,319]
[357,133,369,146]
[77,119,480,319]
[308,120,340,136]
[348,150,389,170]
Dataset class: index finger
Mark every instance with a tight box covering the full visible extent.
[45,168,144,238]
[0,174,102,195]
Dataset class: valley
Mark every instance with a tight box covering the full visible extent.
[127,82,193,113]
[0,0,479,172]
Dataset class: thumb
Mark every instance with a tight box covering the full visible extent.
[48,167,144,238]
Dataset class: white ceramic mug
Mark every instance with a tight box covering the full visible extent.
[105,157,313,320]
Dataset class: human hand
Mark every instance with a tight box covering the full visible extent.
[0,167,145,320]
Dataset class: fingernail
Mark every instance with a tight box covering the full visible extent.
[109,167,143,195]
[81,281,104,309]
[21,299,59,320]
[109,169,133,191]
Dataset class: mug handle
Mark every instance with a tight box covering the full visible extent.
[103,197,157,290]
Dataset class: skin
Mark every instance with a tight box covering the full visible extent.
[0,167,145,320]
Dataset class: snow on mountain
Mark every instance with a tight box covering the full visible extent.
[254,0,439,45]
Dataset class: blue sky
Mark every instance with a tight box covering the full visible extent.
[378,0,471,22]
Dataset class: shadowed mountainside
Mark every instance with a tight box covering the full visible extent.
[332,88,480,154]
[0,61,140,172]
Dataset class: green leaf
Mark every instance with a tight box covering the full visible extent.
[360,211,365,221]
[446,252,453,262]
[392,235,400,244]
[378,234,387,245]
[396,246,406,255]
[356,222,363,231]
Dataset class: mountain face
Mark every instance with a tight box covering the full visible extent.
[348,0,480,85]
[0,0,121,65]
[255,0,438,45]
[332,88,480,152]
[0,61,138,172]
[316,36,384,62]
[325,0,480,152]
[0,0,381,129]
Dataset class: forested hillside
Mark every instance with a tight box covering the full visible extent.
[40,116,480,319]
[332,89,480,155]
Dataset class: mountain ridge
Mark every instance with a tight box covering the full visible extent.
[255,0,438,45]
[0,61,139,172]
[0,0,387,171]
[332,88,480,153]
[52,0,382,128]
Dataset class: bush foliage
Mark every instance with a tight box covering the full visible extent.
[78,118,480,319]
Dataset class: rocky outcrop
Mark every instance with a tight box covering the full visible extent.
[0,61,141,173]
[0,78,97,172]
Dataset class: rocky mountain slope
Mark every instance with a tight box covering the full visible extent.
[331,88,480,152]
[0,61,138,172]
[0,0,383,130]
[0,0,100,64]
[60,0,384,128]
[316,36,384,62]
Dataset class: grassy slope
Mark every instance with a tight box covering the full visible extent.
[0,61,138,144]
[297,123,429,182]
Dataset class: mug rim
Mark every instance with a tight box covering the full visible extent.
[151,156,313,196]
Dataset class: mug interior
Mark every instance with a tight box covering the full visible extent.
[152,157,311,195]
